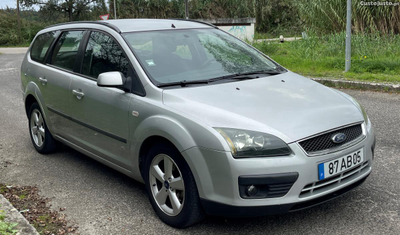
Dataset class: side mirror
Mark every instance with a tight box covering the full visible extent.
[97,71,125,88]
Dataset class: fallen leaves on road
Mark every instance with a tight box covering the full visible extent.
[0,183,79,235]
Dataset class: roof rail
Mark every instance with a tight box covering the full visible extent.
[44,21,121,33]
[170,18,218,29]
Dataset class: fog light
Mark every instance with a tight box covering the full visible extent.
[246,185,258,196]
[239,173,298,199]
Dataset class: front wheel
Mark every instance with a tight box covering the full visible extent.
[144,142,204,228]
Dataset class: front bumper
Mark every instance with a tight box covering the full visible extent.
[201,174,369,217]
[181,123,375,216]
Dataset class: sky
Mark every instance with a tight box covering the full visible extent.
[0,0,17,9]
[1,0,41,10]
[0,0,98,10]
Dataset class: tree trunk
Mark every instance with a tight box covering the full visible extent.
[68,0,73,21]
[17,0,21,43]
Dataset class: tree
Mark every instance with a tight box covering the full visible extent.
[17,0,21,42]
[21,0,106,22]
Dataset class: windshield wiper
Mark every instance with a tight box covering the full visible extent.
[157,79,209,88]
[157,69,284,88]
[239,69,284,76]
[208,69,283,83]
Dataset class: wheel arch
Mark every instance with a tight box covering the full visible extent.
[131,115,199,182]
[23,82,48,122]
[138,135,177,179]
[24,94,38,118]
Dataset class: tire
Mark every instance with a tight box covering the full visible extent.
[144,141,205,228]
[28,103,58,154]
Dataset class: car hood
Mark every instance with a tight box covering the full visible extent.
[162,72,363,143]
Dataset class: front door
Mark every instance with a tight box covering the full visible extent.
[67,31,136,168]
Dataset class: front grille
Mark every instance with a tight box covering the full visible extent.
[299,161,369,198]
[299,124,363,155]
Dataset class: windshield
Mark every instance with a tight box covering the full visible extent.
[124,28,283,85]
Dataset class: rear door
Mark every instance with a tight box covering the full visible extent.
[45,30,87,134]
[29,30,86,135]
[27,32,58,121]
[66,30,137,168]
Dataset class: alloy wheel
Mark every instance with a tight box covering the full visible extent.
[149,154,185,216]
[30,109,45,147]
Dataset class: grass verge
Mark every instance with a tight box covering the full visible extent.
[0,184,78,235]
[252,31,400,84]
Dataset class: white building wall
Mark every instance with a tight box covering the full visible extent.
[195,18,256,42]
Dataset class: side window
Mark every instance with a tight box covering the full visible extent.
[30,32,57,62]
[51,31,85,71]
[81,31,129,79]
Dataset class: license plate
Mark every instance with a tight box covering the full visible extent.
[318,148,364,180]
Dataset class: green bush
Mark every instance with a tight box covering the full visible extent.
[0,10,48,46]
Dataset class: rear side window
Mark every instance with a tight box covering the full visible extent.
[30,32,56,62]
[81,31,129,79]
[51,31,85,71]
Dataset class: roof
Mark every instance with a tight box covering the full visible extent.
[45,19,216,33]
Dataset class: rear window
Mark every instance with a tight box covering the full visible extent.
[51,31,85,71]
[30,32,57,62]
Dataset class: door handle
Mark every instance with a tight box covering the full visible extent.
[72,89,85,99]
[38,77,47,85]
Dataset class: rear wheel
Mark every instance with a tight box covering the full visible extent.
[144,142,205,228]
[28,103,58,154]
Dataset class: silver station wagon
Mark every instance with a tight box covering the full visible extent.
[21,19,376,228]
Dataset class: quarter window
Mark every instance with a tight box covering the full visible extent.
[30,32,57,62]
[81,31,129,79]
[51,31,85,71]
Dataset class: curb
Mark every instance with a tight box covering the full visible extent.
[311,77,400,93]
[0,194,39,235]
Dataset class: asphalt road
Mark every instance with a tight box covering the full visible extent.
[0,53,399,235]
[0,47,28,54]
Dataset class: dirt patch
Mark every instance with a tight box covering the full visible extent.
[0,184,78,235]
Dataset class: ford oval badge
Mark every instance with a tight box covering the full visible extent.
[332,133,347,144]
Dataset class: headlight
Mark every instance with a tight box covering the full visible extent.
[215,128,291,158]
